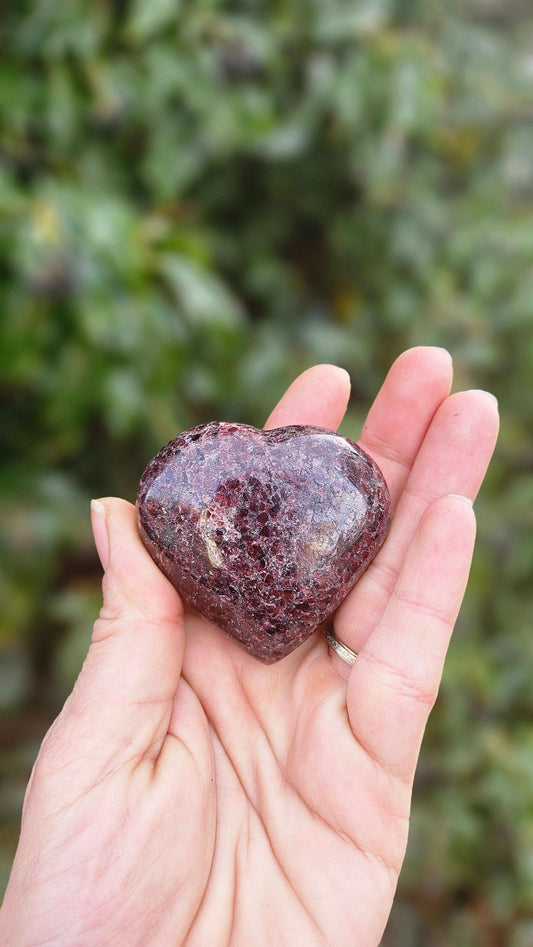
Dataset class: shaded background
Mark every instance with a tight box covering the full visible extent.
[1,1,533,943]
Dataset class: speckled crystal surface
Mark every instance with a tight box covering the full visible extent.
[136,423,391,663]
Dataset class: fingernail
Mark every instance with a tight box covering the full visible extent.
[447,494,474,507]
[472,389,499,410]
[91,499,109,571]
[337,366,351,387]
[433,346,452,364]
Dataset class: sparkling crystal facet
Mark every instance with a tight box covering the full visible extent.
[136,423,391,663]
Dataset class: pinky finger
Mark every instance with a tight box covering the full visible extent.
[347,494,476,783]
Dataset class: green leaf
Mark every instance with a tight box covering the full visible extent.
[160,254,244,330]
[126,0,182,42]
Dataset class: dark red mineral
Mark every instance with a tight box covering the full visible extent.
[136,423,391,663]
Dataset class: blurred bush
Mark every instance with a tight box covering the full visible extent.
[1,0,533,942]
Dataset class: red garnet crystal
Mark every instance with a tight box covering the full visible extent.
[136,423,391,663]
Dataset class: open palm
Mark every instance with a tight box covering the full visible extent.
[0,348,499,947]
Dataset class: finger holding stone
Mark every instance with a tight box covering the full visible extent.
[334,388,499,655]
[346,494,477,783]
[61,498,186,771]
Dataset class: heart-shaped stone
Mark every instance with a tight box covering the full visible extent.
[136,422,391,663]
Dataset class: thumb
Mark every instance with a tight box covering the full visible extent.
[93,497,183,629]
[65,497,186,769]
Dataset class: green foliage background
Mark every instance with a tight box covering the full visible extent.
[1,1,533,943]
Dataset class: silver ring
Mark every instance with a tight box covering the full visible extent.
[324,628,358,666]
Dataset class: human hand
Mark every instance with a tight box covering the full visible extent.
[0,347,499,947]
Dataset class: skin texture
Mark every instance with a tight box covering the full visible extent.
[0,348,499,947]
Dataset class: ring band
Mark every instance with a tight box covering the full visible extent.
[324,628,358,666]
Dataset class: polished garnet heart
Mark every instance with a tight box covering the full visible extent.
[136,423,391,663]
